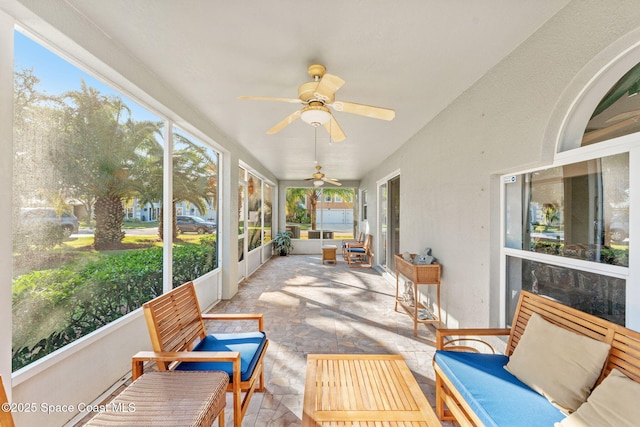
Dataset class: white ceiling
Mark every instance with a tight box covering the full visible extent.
[4,0,570,182]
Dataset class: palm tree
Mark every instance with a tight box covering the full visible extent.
[57,82,150,249]
[130,128,217,240]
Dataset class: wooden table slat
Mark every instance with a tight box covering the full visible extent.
[302,354,441,426]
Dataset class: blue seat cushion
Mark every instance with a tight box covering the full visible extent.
[434,350,566,427]
[176,331,267,382]
[346,248,366,253]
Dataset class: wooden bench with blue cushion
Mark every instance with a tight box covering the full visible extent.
[433,290,640,427]
[132,281,268,427]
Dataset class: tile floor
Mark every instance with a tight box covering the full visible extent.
[213,254,453,426]
[76,254,454,426]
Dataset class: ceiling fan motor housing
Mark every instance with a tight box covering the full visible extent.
[298,82,334,103]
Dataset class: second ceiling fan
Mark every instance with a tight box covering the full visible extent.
[305,165,342,187]
[239,64,395,142]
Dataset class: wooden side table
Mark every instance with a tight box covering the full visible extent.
[322,245,337,264]
[85,371,228,427]
[394,254,442,336]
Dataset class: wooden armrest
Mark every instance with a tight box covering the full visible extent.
[345,242,364,248]
[132,350,240,381]
[436,327,511,350]
[201,313,265,331]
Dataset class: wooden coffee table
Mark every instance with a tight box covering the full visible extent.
[302,354,442,426]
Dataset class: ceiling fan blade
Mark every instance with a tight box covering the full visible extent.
[314,74,345,102]
[266,110,301,134]
[323,116,346,142]
[323,177,342,186]
[238,95,302,104]
[330,100,396,121]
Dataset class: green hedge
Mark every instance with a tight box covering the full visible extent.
[12,239,217,371]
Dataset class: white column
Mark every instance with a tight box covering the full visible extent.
[0,11,14,396]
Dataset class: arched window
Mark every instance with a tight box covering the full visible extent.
[582,62,640,146]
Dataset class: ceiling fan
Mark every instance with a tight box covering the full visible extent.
[306,165,342,187]
[238,64,395,142]
[304,127,341,187]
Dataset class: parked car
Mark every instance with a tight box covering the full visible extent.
[19,207,79,237]
[176,215,216,234]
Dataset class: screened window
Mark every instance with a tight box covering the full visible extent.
[12,32,164,371]
[11,31,220,372]
[285,187,355,239]
[247,173,263,251]
[172,127,219,284]
[264,183,273,243]
[362,190,368,221]
[239,167,272,250]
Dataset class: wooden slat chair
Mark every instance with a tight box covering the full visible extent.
[0,376,14,427]
[345,234,373,267]
[341,231,364,258]
[132,281,269,427]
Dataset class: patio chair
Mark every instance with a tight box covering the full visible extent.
[341,231,364,258]
[133,281,268,427]
[345,234,374,267]
[0,376,15,427]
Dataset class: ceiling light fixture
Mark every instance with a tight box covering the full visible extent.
[300,105,331,127]
[313,179,324,187]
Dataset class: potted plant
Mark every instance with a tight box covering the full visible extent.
[273,230,293,256]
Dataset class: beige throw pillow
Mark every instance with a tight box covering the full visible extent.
[555,369,640,427]
[504,312,610,413]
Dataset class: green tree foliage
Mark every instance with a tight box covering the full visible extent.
[13,70,68,249]
[130,129,218,241]
[286,187,354,230]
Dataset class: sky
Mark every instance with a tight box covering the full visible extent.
[13,30,221,158]
[14,31,160,122]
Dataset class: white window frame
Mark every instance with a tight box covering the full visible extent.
[500,132,640,329]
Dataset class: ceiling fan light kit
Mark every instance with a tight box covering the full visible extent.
[306,165,342,187]
[300,105,331,126]
[239,64,395,142]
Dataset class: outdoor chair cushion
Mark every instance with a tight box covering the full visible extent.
[504,313,610,413]
[346,247,366,253]
[176,331,267,382]
[434,350,566,427]
[555,369,640,427]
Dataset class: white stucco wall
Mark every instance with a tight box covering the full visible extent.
[361,0,640,328]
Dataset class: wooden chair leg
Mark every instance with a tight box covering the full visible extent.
[233,383,242,427]
[258,365,265,392]
[218,409,225,427]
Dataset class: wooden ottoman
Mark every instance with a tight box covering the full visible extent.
[322,245,337,264]
[85,371,228,427]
